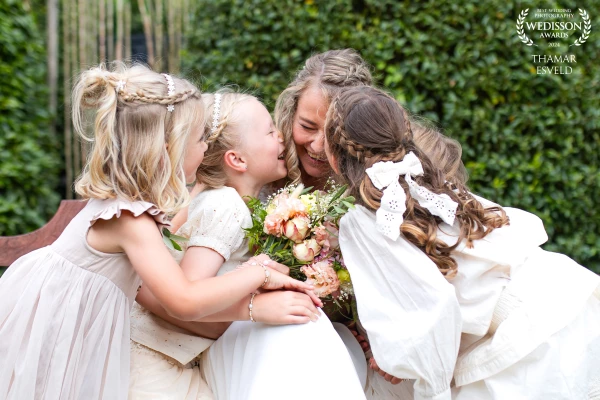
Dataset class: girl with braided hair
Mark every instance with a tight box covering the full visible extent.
[274,49,471,399]
[0,64,318,400]
[324,85,600,400]
[129,91,366,400]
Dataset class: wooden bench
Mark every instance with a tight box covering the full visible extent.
[0,200,86,267]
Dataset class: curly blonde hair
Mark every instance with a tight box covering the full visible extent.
[195,91,255,189]
[73,62,203,215]
[325,86,509,278]
[274,49,373,184]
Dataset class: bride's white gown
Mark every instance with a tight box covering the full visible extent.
[129,187,366,399]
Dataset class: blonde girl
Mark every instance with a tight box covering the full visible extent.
[324,85,600,400]
[130,91,366,400]
[0,64,313,400]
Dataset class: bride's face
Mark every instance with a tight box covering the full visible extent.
[292,86,333,179]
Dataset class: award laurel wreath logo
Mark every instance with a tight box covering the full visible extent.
[516,9,537,46]
[516,8,591,47]
[571,9,591,46]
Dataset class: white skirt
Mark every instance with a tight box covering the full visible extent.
[202,315,367,400]
[454,289,600,399]
[129,341,214,400]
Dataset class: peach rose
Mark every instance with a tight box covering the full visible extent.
[283,215,311,243]
[263,213,284,236]
[300,260,341,297]
[292,238,322,263]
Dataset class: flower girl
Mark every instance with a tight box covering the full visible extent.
[324,86,600,400]
[0,64,313,400]
[130,91,366,400]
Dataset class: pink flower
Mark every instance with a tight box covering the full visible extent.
[313,221,340,257]
[264,213,284,236]
[283,215,310,243]
[292,238,322,263]
[313,225,329,246]
[323,221,339,250]
[301,260,341,297]
[280,197,307,219]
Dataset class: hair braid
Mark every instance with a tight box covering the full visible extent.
[119,88,198,105]
[325,86,509,279]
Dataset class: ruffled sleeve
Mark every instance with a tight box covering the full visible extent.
[89,198,170,229]
[179,187,252,261]
[339,205,461,400]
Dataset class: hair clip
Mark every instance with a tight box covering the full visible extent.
[115,80,126,93]
[211,93,222,133]
[162,73,175,112]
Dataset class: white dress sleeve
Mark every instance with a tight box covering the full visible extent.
[339,206,461,400]
[179,187,251,261]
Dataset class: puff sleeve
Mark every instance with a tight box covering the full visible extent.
[178,187,252,261]
[339,205,461,400]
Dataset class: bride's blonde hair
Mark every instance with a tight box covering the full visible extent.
[73,62,203,214]
[274,49,373,184]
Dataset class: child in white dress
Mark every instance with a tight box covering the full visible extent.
[0,64,315,400]
[323,86,600,400]
[130,92,366,400]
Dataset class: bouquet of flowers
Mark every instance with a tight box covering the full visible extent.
[245,182,356,315]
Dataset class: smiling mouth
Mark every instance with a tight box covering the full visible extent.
[278,152,285,160]
[307,151,326,162]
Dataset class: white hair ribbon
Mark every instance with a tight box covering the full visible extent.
[366,151,458,240]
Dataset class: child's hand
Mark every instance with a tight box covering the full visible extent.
[369,357,404,385]
[252,291,321,325]
[241,255,290,275]
[238,255,322,307]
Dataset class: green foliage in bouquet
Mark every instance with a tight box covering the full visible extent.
[245,183,357,320]
[0,1,60,236]
[161,228,188,252]
[183,0,600,272]
[245,184,354,279]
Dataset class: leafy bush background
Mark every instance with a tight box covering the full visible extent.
[0,0,60,237]
[1,0,598,273]
[182,0,599,271]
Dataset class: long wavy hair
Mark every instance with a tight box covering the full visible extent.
[274,49,373,184]
[73,62,203,214]
[325,86,509,277]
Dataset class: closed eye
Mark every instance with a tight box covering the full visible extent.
[300,124,316,131]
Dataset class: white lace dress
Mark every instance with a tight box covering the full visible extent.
[129,187,366,399]
[339,202,600,400]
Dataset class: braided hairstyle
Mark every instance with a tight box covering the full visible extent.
[324,86,509,278]
[196,91,254,189]
[73,62,203,214]
[274,49,373,184]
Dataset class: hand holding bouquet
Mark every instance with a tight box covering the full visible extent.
[245,182,355,314]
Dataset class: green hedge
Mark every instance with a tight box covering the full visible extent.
[183,0,599,272]
[0,0,60,236]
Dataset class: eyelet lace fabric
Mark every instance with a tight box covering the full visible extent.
[366,152,458,241]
